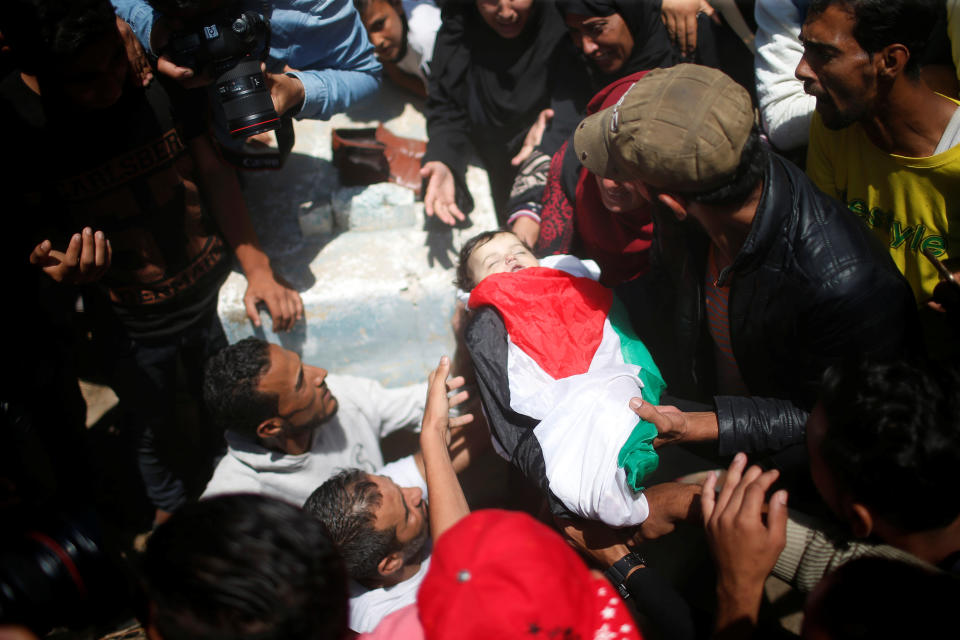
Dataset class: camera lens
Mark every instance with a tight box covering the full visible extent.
[215,58,280,138]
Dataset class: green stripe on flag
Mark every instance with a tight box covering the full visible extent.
[610,294,666,491]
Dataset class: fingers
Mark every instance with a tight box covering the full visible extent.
[29,239,53,265]
[445,374,466,392]
[62,232,83,269]
[292,289,305,324]
[156,55,195,81]
[767,489,789,545]
[738,468,780,522]
[701,470,718,523]
[421,162,464,225]
[268,291,295,332]
[711,452,747,518]
[682,14,697,56]
[433,355,452,381]
[79,227,96,275]
[510,145,533,167]
[447,389,469,410]
[629,398,665,427]
[243,293,262,328]
[449,413,475,428]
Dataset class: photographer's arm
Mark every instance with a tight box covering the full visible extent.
[189,135,303,332]
[281,0,381,120]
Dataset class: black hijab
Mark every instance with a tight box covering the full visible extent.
[555,0,677,81]
[431,0,568,142]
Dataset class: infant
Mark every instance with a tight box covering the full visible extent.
[458,230,665,527]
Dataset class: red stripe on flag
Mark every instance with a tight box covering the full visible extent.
[469,267,613,379]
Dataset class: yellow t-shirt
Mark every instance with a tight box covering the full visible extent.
[806,106,960,305]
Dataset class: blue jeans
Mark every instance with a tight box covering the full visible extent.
[109,306,227,513]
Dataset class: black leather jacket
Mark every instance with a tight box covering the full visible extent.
[617,152,917,455]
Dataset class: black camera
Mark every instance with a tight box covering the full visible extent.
[167,8,279,137]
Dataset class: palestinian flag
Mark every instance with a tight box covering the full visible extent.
[468,263,665,527]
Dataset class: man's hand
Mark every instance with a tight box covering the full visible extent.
[242,268,303,332]
[629,398,719,447]
[422,355,474,443]
[633,481,702,543]
[116,17,153,87]
[660,0,716,58]
[558,516,637,569]
[263,63,305,117]
[511,108,554,167]
[30,227,111,284]
[420,161,465,226]
[703,453,788,632]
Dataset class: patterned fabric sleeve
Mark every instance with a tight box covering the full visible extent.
[535,141,576,257]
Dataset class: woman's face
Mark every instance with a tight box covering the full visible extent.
[564,12,635,74]
[476,0,535,39]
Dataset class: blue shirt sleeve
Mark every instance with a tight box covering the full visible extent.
[111,0,157,53]
[266,0,382,120]
[112,0,381,121]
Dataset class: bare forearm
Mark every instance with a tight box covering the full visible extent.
[713,582,763,639]
[420,428,469,541]
[192,138,272,276]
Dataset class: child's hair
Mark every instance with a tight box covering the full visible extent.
[0,0,117,75]
[455,229,533,292]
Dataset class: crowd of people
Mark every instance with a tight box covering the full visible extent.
[1,0,958,638]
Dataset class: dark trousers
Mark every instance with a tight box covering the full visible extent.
[108,306,227,514]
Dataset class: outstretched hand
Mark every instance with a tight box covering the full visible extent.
[30,227,111,284]
[423,355,474,442]
[421,161,465,226]
[703,453,788,632]
[511,108,554,166]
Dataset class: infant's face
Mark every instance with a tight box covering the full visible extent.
[469,233,539,285]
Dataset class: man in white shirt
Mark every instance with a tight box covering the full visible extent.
[304,356,478,633]
[200,337,428,505]
[307,459,429,633]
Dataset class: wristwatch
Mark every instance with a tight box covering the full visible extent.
[603,551,646,599]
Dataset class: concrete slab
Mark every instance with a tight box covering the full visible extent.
[218,83,498,385]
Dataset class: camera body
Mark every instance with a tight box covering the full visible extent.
[167,8,279,137]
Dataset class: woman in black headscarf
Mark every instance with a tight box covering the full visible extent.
[557,0,754,100]
[420,0,582,225]
[556,0,678,89]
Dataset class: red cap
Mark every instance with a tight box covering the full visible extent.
[417,510,642,640]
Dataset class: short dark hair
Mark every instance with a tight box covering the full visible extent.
[664,127,766,207]
[806,557,960,638]
[304,469,399,585]
[455,229,531,292]
[818,358,960,532]
[0,0,117,76]
[202,337,277,439]
[807,0,942,79]
[141,494,349,640]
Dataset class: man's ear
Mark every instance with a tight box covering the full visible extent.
[377,551,404,577]
[877,44,909,80]
[657,192,689,221]
[255,417,285,440]
[848,502,875,538]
